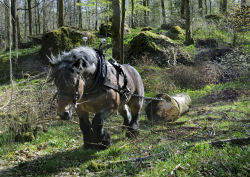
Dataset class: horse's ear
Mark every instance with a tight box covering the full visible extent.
[48,55,57,67]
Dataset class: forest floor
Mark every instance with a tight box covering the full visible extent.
[0,27,249,176]
[0,78,249,176]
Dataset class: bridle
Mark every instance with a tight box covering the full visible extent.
[51,49,130,110]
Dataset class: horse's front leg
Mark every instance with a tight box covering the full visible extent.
[75,109,94,149]
[92,110,112,149]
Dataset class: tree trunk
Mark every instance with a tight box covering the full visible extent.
[204,0,207,15]
[112,0,121,61]
[37,1,41,34]
[34,1,37,34]
[198,0,203,17]
[169,0,173,15]
[58,0,64,27]
[16,14,21,43]
[143,0,147,26]
[11,0,17,46]
[4,0,10,48]
[131,0,135,28]
[95,0,98,30]
[73,0,76,26]
[28,0,32,35]
[220,0,227,15]
[185,0,192,44]
[24,0,27,40]
[161,0,166,24]
[42,0,47,33]
[146,0,149,26]
[209,0,212,14]
[181,0,185,19]
[78,0,82,28]
[120,0,125,64]
[146,94,191,122]
[11,0,18,64]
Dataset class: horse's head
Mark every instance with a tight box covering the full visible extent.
[49,47,98,120]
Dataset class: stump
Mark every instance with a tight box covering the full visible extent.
[146,93,191,122]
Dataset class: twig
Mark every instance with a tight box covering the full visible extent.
[209,136,250,146]
[101,136,250,167]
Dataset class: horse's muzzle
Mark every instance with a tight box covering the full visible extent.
[59,110,72,120]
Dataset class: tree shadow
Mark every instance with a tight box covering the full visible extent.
[0,147,97,176]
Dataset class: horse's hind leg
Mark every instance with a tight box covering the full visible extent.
[92,110,112,149]
[127,97,143,138]
[119,104,132,129]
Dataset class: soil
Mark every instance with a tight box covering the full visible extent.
[205,88,239,103]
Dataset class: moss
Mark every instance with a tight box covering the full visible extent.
[129,31,173,55]
[40,27,96,63]
[141,26,153,31]
[168,26,185,40]
[128,31,192,66]
[88,161,109,172]
[99,23,112,37]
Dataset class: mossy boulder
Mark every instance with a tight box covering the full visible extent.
[167,26,185,40]
[128,31,192,66]
[99,23,130,37]
[141,27,153,31]
[99,23,112,37]
[40,26,96,63]
[160,23,172,30]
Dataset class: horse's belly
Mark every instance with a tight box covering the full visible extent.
[78,90,120,113]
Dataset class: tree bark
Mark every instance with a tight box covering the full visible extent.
[169,0,173,15]
[181,0,185,19]
[146,94,191,122]
[95,0,98,30]
[120,0,125,64]
[131,0,135,28]
[185,0,192,44]
[42,0,47,33]
[58,0,64,27]
[4,0,10,48]
[220,0,227,15]
[161,0,166,24]
[143,0,147,26]
[209,0,212,14]
[204,0,207,15]
[28,0,32,35]
[198,0,203,17]
[11,0,17,46]
[24,0,27,40]
[34,0,37,34]
[112,0,121,61]
[78,0,82,28]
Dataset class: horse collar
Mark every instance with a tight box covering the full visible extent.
[83,49,108,95]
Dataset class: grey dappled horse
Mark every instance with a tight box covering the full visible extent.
[49,46,144,149]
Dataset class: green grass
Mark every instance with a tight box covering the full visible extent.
[0,46,41,59]
[0,80,249,176]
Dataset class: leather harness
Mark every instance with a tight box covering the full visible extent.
[72,49,129,107]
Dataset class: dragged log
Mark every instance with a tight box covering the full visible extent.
[146,93,191,122]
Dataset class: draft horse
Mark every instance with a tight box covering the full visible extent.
[49,46,144,149]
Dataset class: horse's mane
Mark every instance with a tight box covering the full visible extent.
[49,46,97,65]
[49,46,98,88]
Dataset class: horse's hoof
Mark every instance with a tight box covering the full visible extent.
[126,129,139,138]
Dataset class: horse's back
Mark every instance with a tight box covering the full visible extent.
[122,64,144,97]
